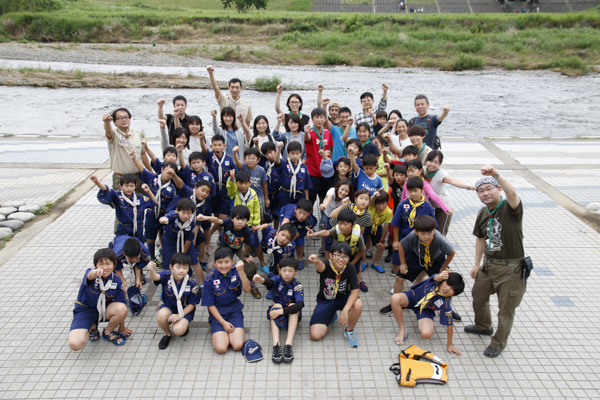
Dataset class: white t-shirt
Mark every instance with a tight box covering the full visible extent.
[429,168,455,209]
[389,134,411,159]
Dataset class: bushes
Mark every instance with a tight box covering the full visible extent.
[0,0,63,14]
[361,55,397,68]
[441,54,484,71]
[254,75,281,91]
[318,53,349,65]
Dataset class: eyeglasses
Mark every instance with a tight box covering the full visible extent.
[115,116,131,121]
[332,253,349,261]
[289,101,301,105]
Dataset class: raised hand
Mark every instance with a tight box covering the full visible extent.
[232,145,240,153]
[308,254,319,263]
[443,105,450,113]
[90,175,99,184]
[102,114,113,123]
[157,98,166,107]
[276,113,284,122]
[206,65,215,73]
[382,83,389,92]
[210,109,217,118]
[159,119,166,129]
[276,84,283,93]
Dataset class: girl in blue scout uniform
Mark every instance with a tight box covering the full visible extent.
[258,141,283,228]
[253,258,304,364]
[279,199,317,270]
[91,174,157,243]
[159,199,202,281]
[68,248,129,351]
[278,141,312,208]
[390,271,464,356]
[148,253,201,350]
[110,235,150,289]
[201,247,251,354]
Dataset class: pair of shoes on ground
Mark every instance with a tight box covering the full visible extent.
[360,263,385,273]
[272,343,294,363]
[463,325,502,358]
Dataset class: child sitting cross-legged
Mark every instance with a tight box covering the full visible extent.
[148,253,201,350]
[253,258,304,364]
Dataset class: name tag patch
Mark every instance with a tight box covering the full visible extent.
[109,282,118,289]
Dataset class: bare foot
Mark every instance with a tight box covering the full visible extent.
[394,328,407,345]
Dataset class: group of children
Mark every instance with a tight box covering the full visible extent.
[68,82,470,362]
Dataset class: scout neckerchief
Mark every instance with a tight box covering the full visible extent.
[154,175,172,215]
[265,160,274,184]
[120,192,138,235]
[415,284,444,313]
[372,208,386,235]
[288,160,302,199]
[329,262,347,298]
[191,189,205,220]
[486,198,506,251]
[238,189,252,206]
[124,257,138,286]
[418,143,426,155]
[408,195,426,228]
[175,217,193,253]
[424,168,438,183]
[169,273,189,319]
[312,125,326,151]
[267,236,281,255]
[96,273,114,322]
[419,240,433,270]
[350,203,366,217]
[214,152,226,190]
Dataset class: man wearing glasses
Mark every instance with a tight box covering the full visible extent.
[465,165,526,358]
[103,108,147,191]
[353,83,389,137]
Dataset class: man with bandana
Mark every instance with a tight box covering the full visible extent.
[465,165,526,358]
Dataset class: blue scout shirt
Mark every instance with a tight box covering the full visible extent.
[202,268,244,313]
[278,159,312,198]
[162,211,196,244]
[409,275,453,326]
[180,167,217,197]
[206,150,237,192]
[96,188,155,238]
[241,163,268,199]
[360,141,381,158]
[168,184,212,228]
[139,169,177,213]
[154,270,201,309]
[260,225,296,269]
[391,197,436,238]
[219,217,252,250]
[110,235,150,272]
[355,168,383,195]
[280,204,317,237]
[270,275,304,307]
[259,156,280,193]
[76,269,126,308]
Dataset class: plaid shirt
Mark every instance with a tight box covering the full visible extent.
[354,97,388,137]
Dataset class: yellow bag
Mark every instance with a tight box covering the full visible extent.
[390,349,448,387]
[399,344,448,368]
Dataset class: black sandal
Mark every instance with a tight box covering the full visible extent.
[102,329,126,346]
[89,328,100,341]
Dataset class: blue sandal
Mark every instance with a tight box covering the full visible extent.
[88,328,100,342]
[102,329,126,346]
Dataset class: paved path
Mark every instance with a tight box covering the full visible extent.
[1,139,599,400]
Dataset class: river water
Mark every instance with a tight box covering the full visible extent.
[1,59,598,138]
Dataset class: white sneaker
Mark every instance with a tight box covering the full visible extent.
[390,288,394,295]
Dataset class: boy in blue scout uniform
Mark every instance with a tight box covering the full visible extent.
[141,142,178,175]
[258,223,298,275]
[68,248,129,351]
[278,141,312,209]
[390,270,464,356]
[258,141,283,227]
[178,151,217,198]
[279,199,317,270]
[253,258,304,364]
[129,149,179,262]
[110,235,150,289]
[91,174,157,243]
[202,247,251,354]
[147,253,201,350]
[159,198,202,282]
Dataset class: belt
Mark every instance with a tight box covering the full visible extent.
[486,257,521,266]
[281,187,302,194]
[75,301,89,308]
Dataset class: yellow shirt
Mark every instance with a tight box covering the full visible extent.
[376,154,388,191]
[368,205,393,230]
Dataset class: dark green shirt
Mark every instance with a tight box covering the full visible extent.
[473,200,524,260]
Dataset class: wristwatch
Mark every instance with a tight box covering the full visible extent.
[493,173,500,179]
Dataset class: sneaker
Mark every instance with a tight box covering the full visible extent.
[371,263,385,273]
[141,273,146,285]
[359,281,368,292]
[385,252,393,263]
[390,288,394,295]
[360,263,368,272]
[152,257,163,269]
[366,250,373,259]
[200,262,208,271]
[344,329,358,348]
[158,335,171,350]
[205,248,213,257]
[265,289,274,300]
[452,310,462,321]
[331,311,339,324]
[380,304,393,315]
[260,265,270,275]
[251,287,262,299]
[272,343,283,363]
[390,269,396,277]
[318,247,325,255]
[250,246,257,256]
[298,260,304,270]
[464,324,494,336]
[283,344,294,363]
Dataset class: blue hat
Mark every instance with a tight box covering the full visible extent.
[242,339,263,363]
[127,286,147,316]
[321,158,334,178]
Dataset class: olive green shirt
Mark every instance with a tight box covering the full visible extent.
[473,200,524,260]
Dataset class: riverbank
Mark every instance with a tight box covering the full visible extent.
[0,0,599,75]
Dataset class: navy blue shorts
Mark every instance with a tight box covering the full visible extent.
[396,250,445,282]
[404,291,436,321]
[278,190,301,210]
[209,310,244,334]
[309,297,350,326]
[364,226,383,245]
[70,303,103,331]
[267,192,280,218]
[211,190,233,216]
[144,210,164,242]
[162,242,199,270]
[267,304,302,331]
[195,229,206,246]
[295,233,307,247]
[160,304,196,323]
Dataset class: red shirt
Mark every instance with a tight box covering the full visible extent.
[305,127,333,177]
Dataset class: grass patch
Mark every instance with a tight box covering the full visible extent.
[361,54,397,68]
[441,54,484,71]
[0,232,13,249]
[118,45,142,52]
[318,52,349,65]
[254,74,281,91]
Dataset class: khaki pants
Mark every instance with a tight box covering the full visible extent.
[471,258,526,351]
[435,207,452,236]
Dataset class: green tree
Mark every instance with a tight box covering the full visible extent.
[222,0,268,13]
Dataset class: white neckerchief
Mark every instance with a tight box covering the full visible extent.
[191,190,206,220]
[120,191,138,235]
[214,153,226,189]
[267,237,281,255]
[124,258,138,286]
[289,160,302,199]
[96,274,113,322]
[239,190,252,205]
[266,161,274,184]
[169,274,189,318]
[176,218,193,253]
[155,175,172,214]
